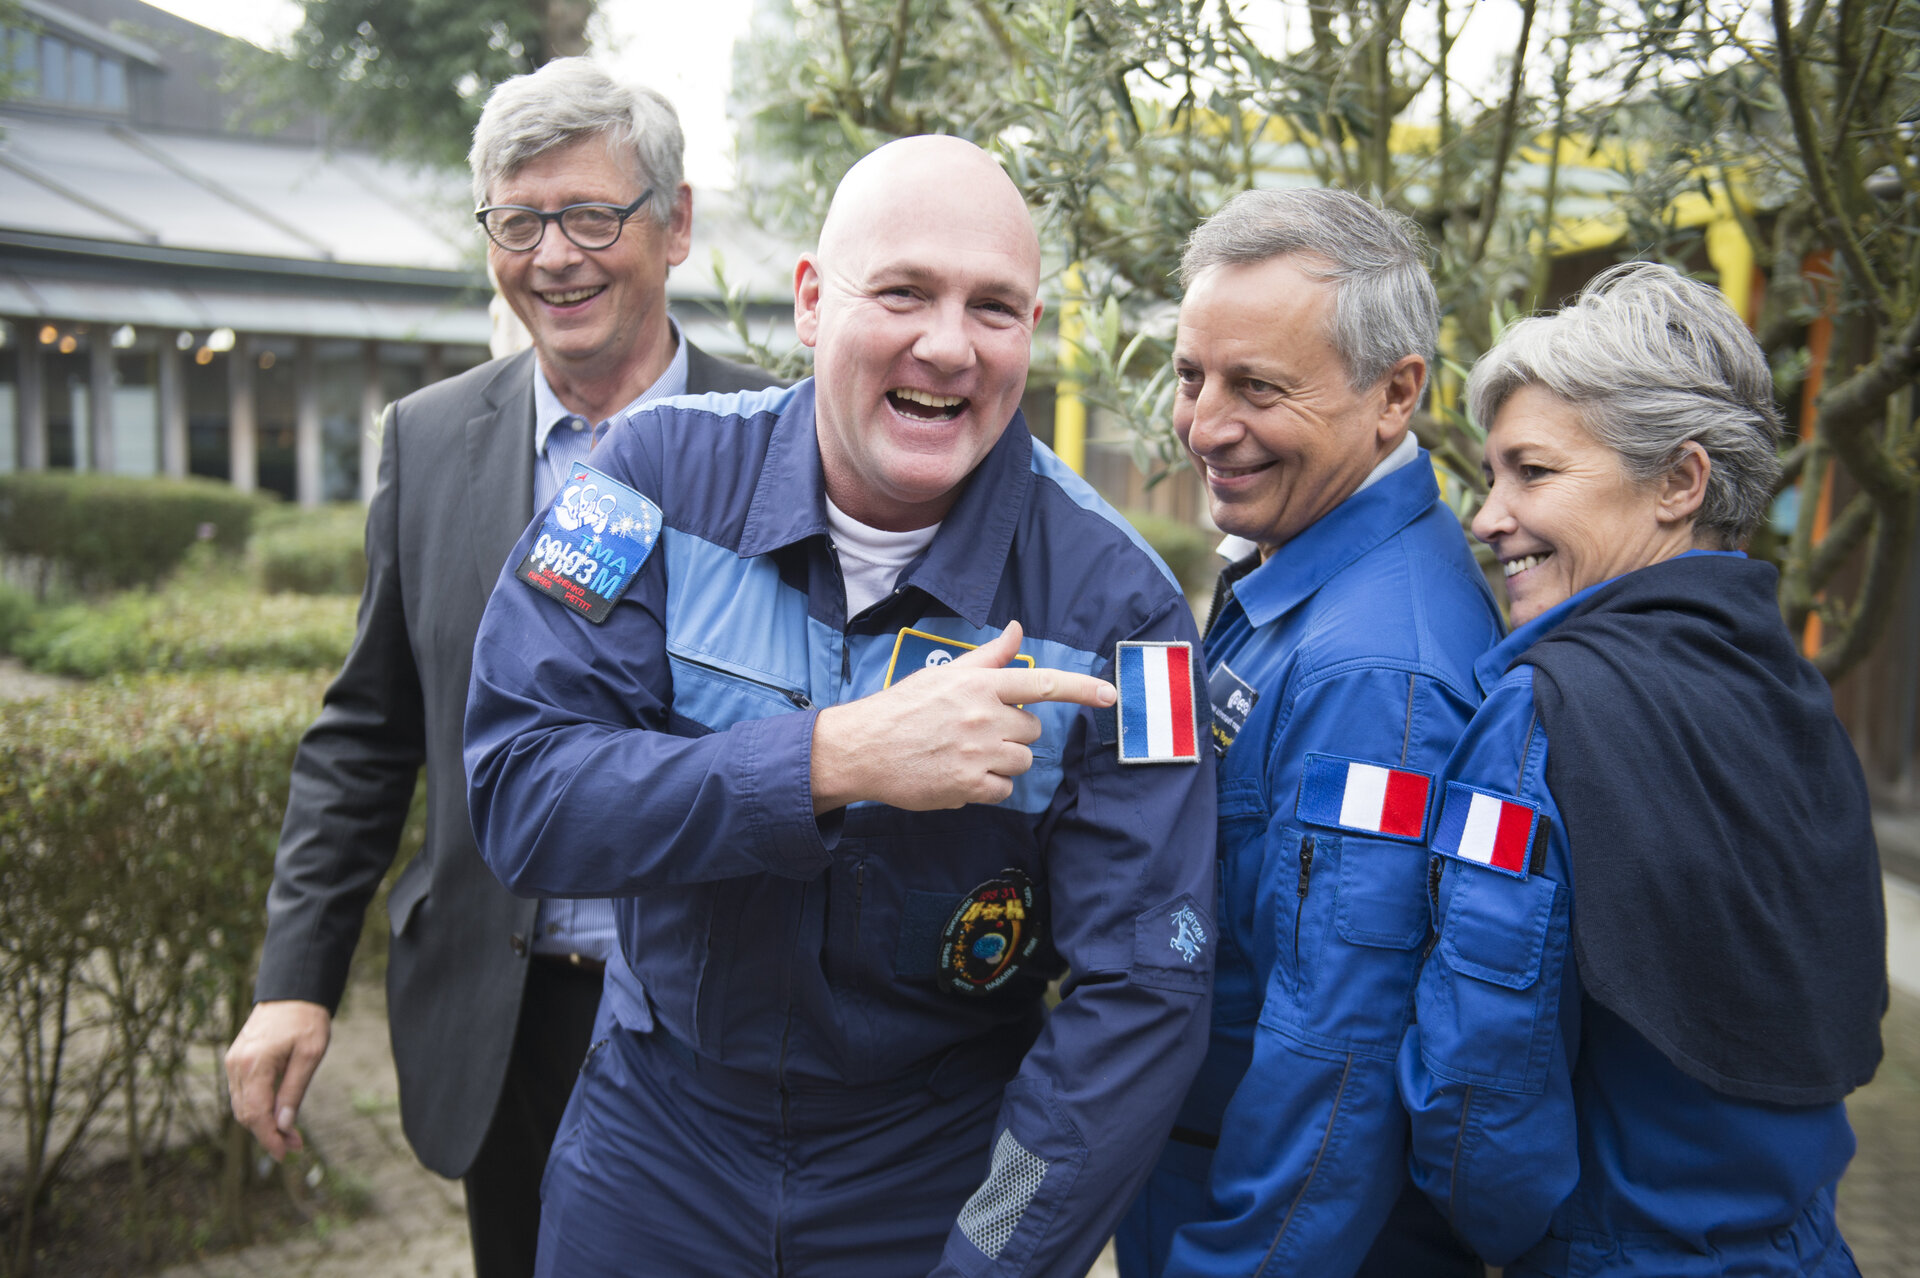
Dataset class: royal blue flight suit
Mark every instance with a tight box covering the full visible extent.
[464,381,1218,1278]
[1397,573,1863,1277]
[1117,452,1503,1278]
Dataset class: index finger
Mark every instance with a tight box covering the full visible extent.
[987,666,1117,708]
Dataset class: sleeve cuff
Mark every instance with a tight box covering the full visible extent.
[737,709,838,878]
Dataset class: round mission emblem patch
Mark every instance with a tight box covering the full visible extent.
[938,869,1043,997]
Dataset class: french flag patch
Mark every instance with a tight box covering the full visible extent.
[1296,753,1434,841]
[1115,641,1200,765]
[1433,782,1541,877]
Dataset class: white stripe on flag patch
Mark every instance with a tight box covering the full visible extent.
[1460,791,1506,864]
[1142,646,1173,759]
[1339,762,1392,831]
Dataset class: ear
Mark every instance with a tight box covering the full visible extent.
[1657,440,1710,527]
[664,184,693,268]
[793,255,823,349]
[1376,354,1427,442]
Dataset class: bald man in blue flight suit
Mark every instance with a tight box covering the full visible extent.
[1115,191,1502,1278]
[464,136,1217,1277]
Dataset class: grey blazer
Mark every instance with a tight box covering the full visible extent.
[254,341,780,1177]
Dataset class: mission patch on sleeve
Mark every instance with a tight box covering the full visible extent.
[515,463,662,624]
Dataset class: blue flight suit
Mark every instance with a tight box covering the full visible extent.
[1117,453,1503,1278]
[464,381,1218,1277]
[1397,579,1862,1276]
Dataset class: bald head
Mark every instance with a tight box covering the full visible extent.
[793,135,1045,531]
[817,136,1040,283]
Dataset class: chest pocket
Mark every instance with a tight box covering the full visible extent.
[1425,865,1565,1094]
[1264,827,1432,1056]
[667,645,810,732]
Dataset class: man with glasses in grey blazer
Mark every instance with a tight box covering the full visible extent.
[224,58,777,1277]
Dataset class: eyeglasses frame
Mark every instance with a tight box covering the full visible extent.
[475,188,656,253]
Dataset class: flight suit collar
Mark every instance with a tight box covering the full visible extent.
[1228,450,1444,630]
[736,377,1033,630]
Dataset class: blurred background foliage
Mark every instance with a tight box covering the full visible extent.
[0,475,401,1274]
[730,0,1920,679]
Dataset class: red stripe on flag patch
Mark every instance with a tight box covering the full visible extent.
[1165,644,1195,759]
[1379,769,1431,839]
[1490,799,1534,873]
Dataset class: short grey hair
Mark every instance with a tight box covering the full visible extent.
[1466,261,1783,547]
[1179,187,1438,394]
[469,58,683,228]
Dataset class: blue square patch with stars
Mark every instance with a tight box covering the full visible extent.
[514,463,662,624]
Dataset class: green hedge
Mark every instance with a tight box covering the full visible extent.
[0,577,34,653]
[1119,508,1218,599]
[0,472,267,595]
[0,671,330,1261]
[250,503,368,596]
[15,585,355,678]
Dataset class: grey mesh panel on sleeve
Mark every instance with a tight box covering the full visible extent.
[957,1129,1050,1259]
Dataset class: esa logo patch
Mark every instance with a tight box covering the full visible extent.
[884,627,1034,688]
[1207,662,1258,756]
[515,464,661,624]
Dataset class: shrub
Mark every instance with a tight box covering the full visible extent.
[0,577,35,653]
[1119,508,1218,600]
[251,503,368,595]
[0,473,267,596]
[0,671,329,1265]
[15,586,355,679]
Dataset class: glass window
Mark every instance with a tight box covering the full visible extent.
[0,322,17,475]
[186,351,229,482]
[99,56,125,109]
[113,336,160,476]
[70,46,95,104]
[39,35,65,100]
[316,339,367,502]
[255,337,297,501]
[7,28,32,89]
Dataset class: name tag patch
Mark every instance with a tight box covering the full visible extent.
[1432,781,1542,877]
[884,627,1033,689]
[515,463,661,624]
[1296,753,1434,842]
[1116,640,1200,764]
[1208,662,1258,756]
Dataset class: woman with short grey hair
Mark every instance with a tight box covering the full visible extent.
[1399,261,1883,1276]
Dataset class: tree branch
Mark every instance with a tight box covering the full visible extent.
[1815,488,1917,677]
[1816,302,1920,500]
[879,0,912,124]
[1809,489,1876,589]
[1770,0,1892,319]
[1470,0,1538,264]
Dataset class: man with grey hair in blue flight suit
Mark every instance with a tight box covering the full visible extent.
[1115,188,1503,1278]
[464,135,1217,1276]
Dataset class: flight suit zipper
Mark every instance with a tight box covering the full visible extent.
[673,652,813,709]
[1294,835,1315,968]
[1422,854,1444,959]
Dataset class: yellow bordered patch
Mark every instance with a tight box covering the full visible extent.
[884,627,1035,689]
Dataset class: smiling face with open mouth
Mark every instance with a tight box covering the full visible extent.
[1474,384,1701,625]
[486,133,690,392]
[795,138,1043,532]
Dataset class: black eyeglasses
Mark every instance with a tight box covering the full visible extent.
[475,189,654,252]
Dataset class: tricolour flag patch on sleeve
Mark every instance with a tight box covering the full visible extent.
[1296,753,1434,841]
[1115,641,1199,764]
[1432,781,1541,877]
